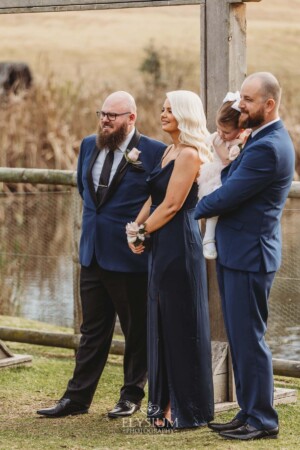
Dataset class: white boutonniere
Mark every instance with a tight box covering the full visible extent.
[125,147,142,166]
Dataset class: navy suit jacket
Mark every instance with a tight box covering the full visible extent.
[77,130,166,272]
[195,120,295,272]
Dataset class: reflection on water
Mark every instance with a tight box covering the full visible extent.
[0,193,299,359]
[17,255,74,327]
[0,191,75,327]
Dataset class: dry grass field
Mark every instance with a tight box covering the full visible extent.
[0,5,201,86]
[0,0,299,172]
[0,0,299,88]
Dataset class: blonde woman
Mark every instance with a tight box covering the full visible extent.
[126,91,214,429]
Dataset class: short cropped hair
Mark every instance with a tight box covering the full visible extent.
[246,72,282,105]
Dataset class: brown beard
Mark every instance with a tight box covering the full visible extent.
[239,109,265,129]
[96,122,128,151]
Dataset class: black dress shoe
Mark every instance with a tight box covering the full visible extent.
[220,424,279,440]
[107,400,140,418]
[37,398,88,418]
[208,418,245,432]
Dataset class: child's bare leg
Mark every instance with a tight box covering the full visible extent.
[203,216,218,259]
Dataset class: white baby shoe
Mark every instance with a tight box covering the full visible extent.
[203,239,217,260]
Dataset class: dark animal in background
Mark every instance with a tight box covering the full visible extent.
[0,62,32,95]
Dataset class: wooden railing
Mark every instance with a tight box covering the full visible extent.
[0,168,299,379]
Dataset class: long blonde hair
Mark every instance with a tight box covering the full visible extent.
[166,90,213,162]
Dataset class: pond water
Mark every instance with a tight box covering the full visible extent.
[0,192,299,360]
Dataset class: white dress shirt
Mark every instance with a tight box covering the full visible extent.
[92,128,135,191]
[251,118,280,138]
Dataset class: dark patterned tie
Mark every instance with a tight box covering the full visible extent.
[96,150,114,204]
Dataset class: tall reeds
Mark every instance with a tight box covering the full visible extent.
[0,46,299,183]
[0,46,299,315]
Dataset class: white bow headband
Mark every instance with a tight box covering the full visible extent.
[223,91,241,112]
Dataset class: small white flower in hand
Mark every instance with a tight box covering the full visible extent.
[126,221,139,234]
[137,232,146,242]
[126,221,147,248]
[126,221,139,242]
[228,145,241,161]
[127,235,138,243]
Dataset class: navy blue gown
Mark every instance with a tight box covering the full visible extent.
[146,160,214,429]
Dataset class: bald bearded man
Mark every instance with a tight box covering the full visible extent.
[37,91,165,419]
[195,73,295,440]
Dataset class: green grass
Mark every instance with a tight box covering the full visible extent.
[0,316,299,449]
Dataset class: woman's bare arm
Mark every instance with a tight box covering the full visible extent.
[135,197,152,224]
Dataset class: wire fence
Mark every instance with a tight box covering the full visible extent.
[0,190,76,327]
[0,190,299,360]
[267,198,300,360]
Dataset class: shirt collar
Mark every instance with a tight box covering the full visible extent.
[251,118,280,138]
[118,128,136,153]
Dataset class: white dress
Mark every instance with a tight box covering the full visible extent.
[198,132,243,199]
[198,151,225,199]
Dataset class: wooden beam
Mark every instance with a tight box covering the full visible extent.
[0,1,261,14]
[0,169,299,195]
[2,327,299,380]
[273,359,300,378]
[215,387,297,412]
[289,181,300,198]
[0,339,32,369]
[0,167,77,186]
[0,326,126,354]
[0,1,203,14]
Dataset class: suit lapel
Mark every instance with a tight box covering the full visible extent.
[227,140,249,177]
[227,120,283,178]
[250,119,283,143]
[97,130,141,209]
[88,145,100,207]
[227,133,252,177]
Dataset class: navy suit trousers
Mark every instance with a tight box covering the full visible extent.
[216,262,278,430]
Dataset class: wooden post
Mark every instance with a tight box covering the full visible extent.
[200,0,262,399]
[201,0,261,132]
[200,0,262,339]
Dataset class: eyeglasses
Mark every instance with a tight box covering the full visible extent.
[96,111,131,121]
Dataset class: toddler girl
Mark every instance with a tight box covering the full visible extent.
[198,92,251,259]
